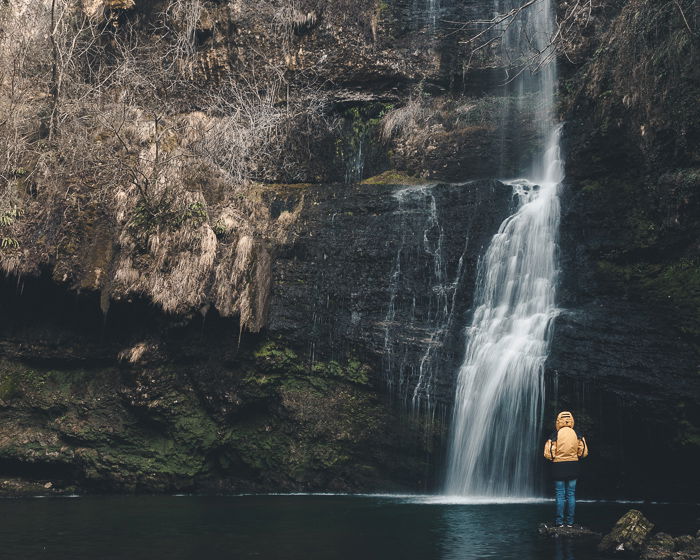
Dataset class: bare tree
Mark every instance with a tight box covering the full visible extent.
[0,0,331,330]
[447,0,595,73]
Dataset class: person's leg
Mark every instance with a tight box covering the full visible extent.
[554,480,565,526]
[565,479,577,525]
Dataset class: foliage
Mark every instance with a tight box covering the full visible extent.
[253,340,373,386]
[0,206,21,251]
[0,0,322,329]
[128,200,208,241]
[361,170,423,185]
[0,373,20,401]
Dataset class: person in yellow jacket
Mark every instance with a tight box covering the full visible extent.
[543,411,589,527]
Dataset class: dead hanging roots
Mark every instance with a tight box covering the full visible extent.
[113,184,274,333]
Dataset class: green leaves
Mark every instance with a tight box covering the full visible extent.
[0,206,21,251]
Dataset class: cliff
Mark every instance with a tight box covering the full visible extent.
[0,0,697,498]
[550,0,700,498]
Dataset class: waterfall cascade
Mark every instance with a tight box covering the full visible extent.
[444,0,563,497]
[383,185,463,417]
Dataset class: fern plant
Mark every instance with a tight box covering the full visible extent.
[0,206,22,251]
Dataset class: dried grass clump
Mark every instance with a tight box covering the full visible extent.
[213,235,272,333]
[381,94,429,141]
[114,185,213,312]
[113,197,275,331]
[381,93,505,149]
[118,341,157,363]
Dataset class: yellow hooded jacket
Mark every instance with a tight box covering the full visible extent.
[543,411,588,480]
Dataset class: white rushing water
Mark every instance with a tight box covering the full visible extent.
[444,0,563,497]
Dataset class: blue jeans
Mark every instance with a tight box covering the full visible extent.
[554,479,577,525]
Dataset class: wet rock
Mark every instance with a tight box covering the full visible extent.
[268,179,513,408]
[552,0,700,502]
[641,533,676,560]
[538,523,601,539]
[0,478,70,497]
[598,510,654,555]
[673,535,700,559]
[674,536,696,551]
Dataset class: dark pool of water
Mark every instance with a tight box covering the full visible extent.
[0,494,697,560]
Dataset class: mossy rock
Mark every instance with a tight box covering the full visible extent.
[599,509,654,555]
[361,170,425,185]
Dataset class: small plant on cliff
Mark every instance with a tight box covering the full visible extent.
[0,206,21,251]
[0,373,19,401]
[127,199,208,243]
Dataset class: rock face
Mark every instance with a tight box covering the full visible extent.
[0,275,431,493]
[0,0,522,494]
[268,179,514,409]
[0,177,513,493]
[599,510,655,556]
[0,0,697,498]
[546,0,700,500]
[595,511,700,560]
[641,532,700,560]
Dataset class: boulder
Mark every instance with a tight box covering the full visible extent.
[674,536,696,551]
[674,535,700,559]
[598,509,655,555]
[641,533,676,560]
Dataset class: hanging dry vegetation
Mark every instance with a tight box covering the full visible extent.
[0,0,331,331]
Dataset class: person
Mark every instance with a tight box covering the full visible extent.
[543,411,588,527]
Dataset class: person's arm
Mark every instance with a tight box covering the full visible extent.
[544,439,556,461]
[577,436,588,458]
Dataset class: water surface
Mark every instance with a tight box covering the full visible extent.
[1,494,697,560]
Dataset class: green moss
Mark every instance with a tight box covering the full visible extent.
[677,420,700,447]
[627,209,659,248]
[361,170,424,185]
[311,359,370,385]
[596,257,700,348]
[253,341,305,374]
[335,102,395,181]
[252,341,372,385]
[228,419,293,472]
[172,405,219,450]
[581,180,603,193]
[0,374,20,400]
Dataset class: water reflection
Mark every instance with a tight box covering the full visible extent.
[438,504,586,560]
[554,538,575,560]
[439,505,541,559]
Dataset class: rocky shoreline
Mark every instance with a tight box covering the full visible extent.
[540,509,700,560]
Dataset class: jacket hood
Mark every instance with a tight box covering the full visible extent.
[556,411,575,430]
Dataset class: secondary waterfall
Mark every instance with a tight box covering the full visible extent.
[383,185,463,417]
[444,0,563,496]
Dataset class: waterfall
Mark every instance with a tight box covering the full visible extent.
[383,185,463,417]
[410,0,441,40]
[444,0,563,497]
[426,0,440,34]
[345,136,365,184]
